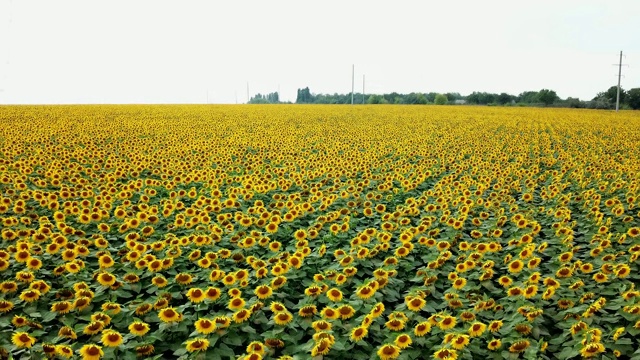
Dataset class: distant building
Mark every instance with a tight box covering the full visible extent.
[454,99,467,105]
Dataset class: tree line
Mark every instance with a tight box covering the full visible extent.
[248,86,640,110]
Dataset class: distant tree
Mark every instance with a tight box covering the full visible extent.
[497,93,514,105]
[266,92,279,103]
[604,86,626,105]
[537,89,559,106]
[425,92,438,103]
[434,94,448,105]
[517,91,539,104]
[466,92,481,104]
[565,97,583,108]
[405,93,428,105]
[296,87,314,103]
[445,92,462,102]
[627,88,640,110]
[367,95,385,104]
[249,92,279,104]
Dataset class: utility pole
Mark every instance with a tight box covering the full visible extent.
[351,64,354,105]
[362,75,365,104]
[612,51,629,112]
[246,82,250,103]
[616,51,622,112]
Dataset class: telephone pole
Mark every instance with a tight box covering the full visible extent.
[616,51,622,112]
[351,64,355,105]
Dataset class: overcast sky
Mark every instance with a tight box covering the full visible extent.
[0,0,638,104]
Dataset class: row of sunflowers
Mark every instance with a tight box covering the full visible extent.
[0,105,639,359]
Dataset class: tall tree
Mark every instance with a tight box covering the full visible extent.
[434,94,448,105]
[604,86,626,105]
[537,89,559,106]
[296,88,313,104]
[497,93,513,105]
[627,88,640,110]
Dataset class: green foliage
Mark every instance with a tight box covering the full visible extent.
[604,86,626,105]
[249,92,280,104]
[434,93,448,105]
[536,89,559,106]
[627,88,640,110]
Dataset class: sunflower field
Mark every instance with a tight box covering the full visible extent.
[0,104,639,360]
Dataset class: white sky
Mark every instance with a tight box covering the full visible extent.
[0,0,638,104]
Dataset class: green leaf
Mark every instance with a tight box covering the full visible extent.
[173,347,188,357]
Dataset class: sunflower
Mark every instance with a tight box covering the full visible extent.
[385,319,406,331]
[185,338,210,352]
[1,281,17,293]
[191,318,216,334]
[254,285,273,299]
[51,301,73,314]
[270,301,288,313]
[394,333,412,349]
[73,296,91,311]
[246,341,266,355]
[299,305,318,318]
[228,297,246,310]
[452,277,466,290]
[508,260,524,273]
[11,332,36,348]
[100,330,123,347]
[487,338,502,350]
[12,315,28,327]
[19,289,41,302]
[312,320,332,332]
[56,344,74,358]
[0,300,14,313]
[311,339,332,356]
[101,303,121,315]
[274,312,293,325]
[406,296,426,311]
[97,272,116,287]
[377,344,401,360]
[213,316,231,329]
[438,316,457,330]
[498,276,512,287]
[509,340,530,353]
[83,321,105,335]
[135,344,155,357]
[468,322,486,337]
[326,288,343,302]
[158,307,182,323]
[370,302,385,318]
[233,309,252,324]
[79,344,103,360]
[579,342,604,358]
[488,320,503,333]
[349,326,368,342]
[128,321,150,336]
[58,326,77,340]
[592,272,608,283]
[333,304,353,320]
[175,273,193,285]
[523,285,538,299]
[321,306,340,320]
[432,348,458,359]
[202,286,221,301]
[184,287,205,303]
[616,264,631,278]
[413,321,431,337]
